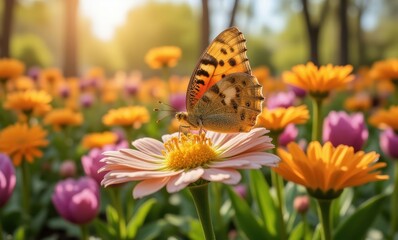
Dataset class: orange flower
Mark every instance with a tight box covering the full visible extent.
[145,46,182,69]
[44,108,83,130]
[369,105,398,130]
[0,58,25,80]
[3,90,52,116]
[82,132,118,149]
[9,76,35,91]
[256,105,310,131]
[283,62,354,95]
[371,58,398,81]
[344,92,372,112]
[102,106,150,128]
[274,141,388,198]
[0,123,48,166]
[252,66,271,86]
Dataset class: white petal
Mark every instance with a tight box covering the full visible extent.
[133,138,164,156]
[202,168,241,184]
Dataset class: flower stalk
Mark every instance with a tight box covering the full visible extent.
[80,224,89,240]
[109,187,127,239]
[21,161,31,232]
[189,183,215,240]
[391,163,398,236]
[311,96,323,141]
[316,199,333,240]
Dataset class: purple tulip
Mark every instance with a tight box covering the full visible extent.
[80,93,94,108]
[288,84,307,98]
[125,82,139,96]
[169,93,186,112]
[27,67,41,82]
[266,91,295,109]
[279,124,298,147]
[82,141,128,185]
[380,128,398,159]
[323,111,368,152]
[52,177,99,225]
[0,154,16,208]
[59,85,71,99]
[59,160,77,178]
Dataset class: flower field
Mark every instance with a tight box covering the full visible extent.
[0,1,398,240]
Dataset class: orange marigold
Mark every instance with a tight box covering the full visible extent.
[0,123,48,166]
[3,90,52,116]
[0,58,25,80]
[82,131,118,149]
[44,108,83,130]
[256,105,310,131]
[102,106,150,128]
[145,46,182,69]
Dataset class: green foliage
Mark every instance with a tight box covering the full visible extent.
[11,34,53,67]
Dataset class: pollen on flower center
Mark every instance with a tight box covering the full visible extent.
[164,133,218,170]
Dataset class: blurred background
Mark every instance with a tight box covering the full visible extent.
[1,0,397,77]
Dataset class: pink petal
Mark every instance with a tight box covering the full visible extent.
[175,168,204,185]
[210,160,251,168]
[133,177,170,199]
[220,152,280,168]
[166,174,191,193]
[202,168,241,184]
[133,138,164,156]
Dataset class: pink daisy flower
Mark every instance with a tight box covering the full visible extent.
[101,127,280,198]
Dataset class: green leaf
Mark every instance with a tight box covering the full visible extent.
[289,221,312,240]
[126,198,157,238]
[334,193,388,239]
[106,205,119,229]
[249,170,279,236]
[227,187,275,240]
[13,226,25,240]
[92,219,116,239]
[135,219,168,240]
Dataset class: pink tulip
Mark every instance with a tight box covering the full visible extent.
[323,111,368,152]
[279,124,298,147]
[82,141,128,185]
[52,177,99,225]
[380,128,398,159]
[0,154,16,208]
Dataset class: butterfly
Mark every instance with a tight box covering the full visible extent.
[175,27,264,133]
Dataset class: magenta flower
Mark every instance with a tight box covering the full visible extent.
[279,124,298,147]
[323,111,368,152]
[80,93,94,108]
[82,141,128,185]
[0,153,16,208]
[101,128,280,199]
[52,177,100,225]
[289,84,307,98]
[380,128,398,159]
[266,91,295,109]
[59,160,77,178]
[169,93,186,112]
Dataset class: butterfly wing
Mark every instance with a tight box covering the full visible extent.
[186,27,251,112]
[189,72,264,133]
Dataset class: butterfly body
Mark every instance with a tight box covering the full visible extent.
[177,27,264,133]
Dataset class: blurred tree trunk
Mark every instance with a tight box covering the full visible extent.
[301,0,330,66]
[355,0,367,67]
[201,0,210,52]
[64,0,79,77]
[339,0,349,65]
[229,0,240,27]
[0,0,15,58]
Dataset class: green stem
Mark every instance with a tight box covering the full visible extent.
[301,213,308,240]
[0,210,3,240]
[80,224,89,240]
[109,188,127,240]
[21,161,31,232]
[270,133,287,240]
[189,184,215,240]
[210,183,226,238]
[311,97,323,142]
[391,163,398,236]
[316,199,333,240]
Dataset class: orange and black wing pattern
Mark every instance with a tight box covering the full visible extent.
[186,27,252,111]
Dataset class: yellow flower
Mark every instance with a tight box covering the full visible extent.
[274,141,388,198]
[85,67,105,80]
[0,58,25,80]
[369,105,398,130]
[0,123,48,166]
[256,105,310,131]
[145,46,182,69]
[138,77,168,103]
[344,92,372,112]
[44,108,83,130]
[283,62,354,95]
[371,58,398,81]
[39,68,63,93]
[82,131,118,149]
[252,66,271,86]
[3,90,52,116]
[102,106,150,128]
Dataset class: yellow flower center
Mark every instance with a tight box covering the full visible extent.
[164,133,218,170]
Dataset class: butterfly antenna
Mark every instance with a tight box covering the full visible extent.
[158,101,178,112]
[155,114,173,124]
